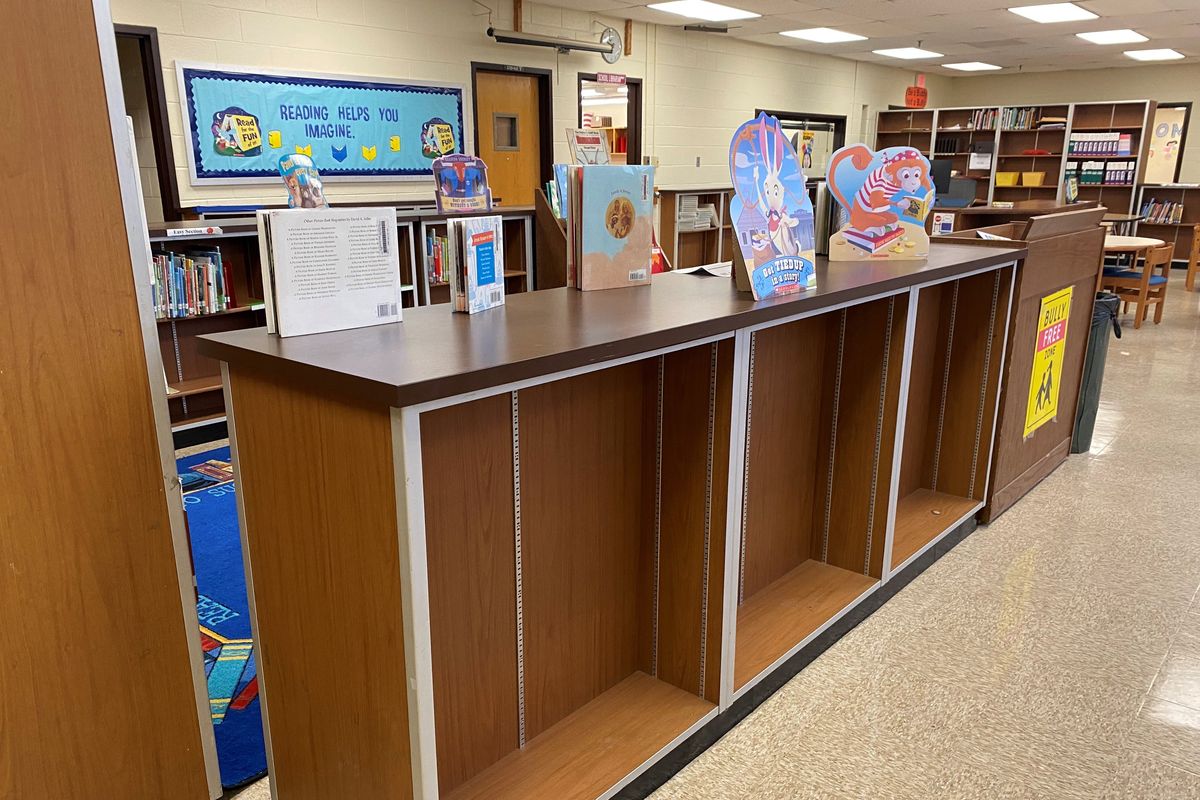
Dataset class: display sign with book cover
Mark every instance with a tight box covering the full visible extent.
[827,144,933,260]
[433,154,493,214]
[566,165,654,290]
[179,62,464,183]
[566,128,612,165]
[257,207,402,337]
[727,112,816,300]
[278,153,328,208]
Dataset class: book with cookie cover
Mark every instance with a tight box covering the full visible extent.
[574,165,655,291]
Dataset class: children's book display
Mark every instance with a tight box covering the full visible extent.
[278,153,328,209]
[566,128,612,165]
[445,215,506,314]
[826,144,934,260]
[257,207,402,337]
[565,165,655,290]
[433,154,493,213]
[727,112,816,299]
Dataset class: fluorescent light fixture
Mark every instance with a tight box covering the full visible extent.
[781,27,867,43]
[943,61,1002,71]
[1009,3,1097,22]
[873,47,943,59]
[1125,48,1184,60]
[647,0,759,21]
[1077,29,1146,44]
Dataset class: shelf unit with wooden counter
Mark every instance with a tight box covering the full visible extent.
[657,185,735,271]
[199,242,1020,800]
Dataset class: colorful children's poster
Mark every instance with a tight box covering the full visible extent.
[433,154,493,213]
[727,112,816,300]
[827,144,934,260]
[1024,286,1073,438]
[179,63,464,183]
[277,153,328,208]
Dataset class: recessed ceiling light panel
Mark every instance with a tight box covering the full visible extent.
[781,27,867,43]
[944,61,1002,71]
[873,47,943,59]
[1077,29,1147,44]
[1009,3,1098,23]
[647,0,760,21]
[1124,48,1184,61]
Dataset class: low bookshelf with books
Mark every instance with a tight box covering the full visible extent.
[419,208,534,305]
[1137,185,1200,263]
[992,104,1069,205]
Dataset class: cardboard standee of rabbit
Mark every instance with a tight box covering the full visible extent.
[727,112,816,300]
[826,144,935,260]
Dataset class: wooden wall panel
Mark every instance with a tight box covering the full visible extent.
[822,297,907,578]
[872,295,909,578]
[740,319,827,600]
[898,283,951,498]
[0,4,211,797]
[519,364,649,740]
[421,396,518,794]
[657,342,732,703]
[227,369,411,799]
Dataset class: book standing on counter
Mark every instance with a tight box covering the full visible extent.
[447,215,505,314]
[258,207,402,338]
[566,164,655,290]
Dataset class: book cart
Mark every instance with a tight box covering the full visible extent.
[199,241,1019,800]
[148,207,533,431]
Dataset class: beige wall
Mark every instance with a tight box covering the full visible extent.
[109,0,949,210]
[117,36,166,222]
[945,65,1200,182]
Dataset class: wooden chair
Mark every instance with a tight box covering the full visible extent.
[1186,224,1200,292]
[1102,242,1173,329]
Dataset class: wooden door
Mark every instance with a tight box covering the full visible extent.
[476,71,541,206]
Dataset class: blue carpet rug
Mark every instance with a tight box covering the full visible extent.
[176,446,268,789]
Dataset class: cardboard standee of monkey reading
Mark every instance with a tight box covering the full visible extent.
[826,144,934,261]
[727,113,817,300]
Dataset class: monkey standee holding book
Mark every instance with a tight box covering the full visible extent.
[727,112,816,300]
[827,144,934,260]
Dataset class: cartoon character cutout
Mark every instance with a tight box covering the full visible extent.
[728,113,816,300]
[827,144,934,260]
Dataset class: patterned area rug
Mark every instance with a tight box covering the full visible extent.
[177,446,268,789]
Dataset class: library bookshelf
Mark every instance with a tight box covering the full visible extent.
[148,206,534,431]
[200,242,1019,799]
[1136,184,1200,263]
[878,100,1155,213]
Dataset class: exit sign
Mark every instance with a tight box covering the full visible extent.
[596,72,626,85]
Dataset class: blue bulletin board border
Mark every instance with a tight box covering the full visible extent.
[177,62,467,185]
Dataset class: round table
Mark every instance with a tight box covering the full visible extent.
[1104,235,1164,266]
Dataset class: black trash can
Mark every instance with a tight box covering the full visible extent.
[1071,292,1122,454]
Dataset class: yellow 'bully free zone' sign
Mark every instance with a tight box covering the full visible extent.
[1024,286,1073,438]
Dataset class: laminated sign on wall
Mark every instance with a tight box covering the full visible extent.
[179,63,464,183]
[1025,286,1073,438]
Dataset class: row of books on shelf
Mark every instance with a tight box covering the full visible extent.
[1066,160,1136,186]
[1068,132,1132,156]
[426,232,452,285]
[1001,107,1039,130]
[544,163,570,222]
[969,108,998,130]
[151,251,235,319]
[1139,198,1186,224]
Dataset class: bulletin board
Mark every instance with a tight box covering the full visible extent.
[178,62,466,184]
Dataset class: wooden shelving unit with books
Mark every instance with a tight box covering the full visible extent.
[928,106,1001,205]
[1137,184,1200,263]
[1064,101,1154,214]
[991,104,1070,205]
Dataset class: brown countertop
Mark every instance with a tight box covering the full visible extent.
[198,242,1025,408]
